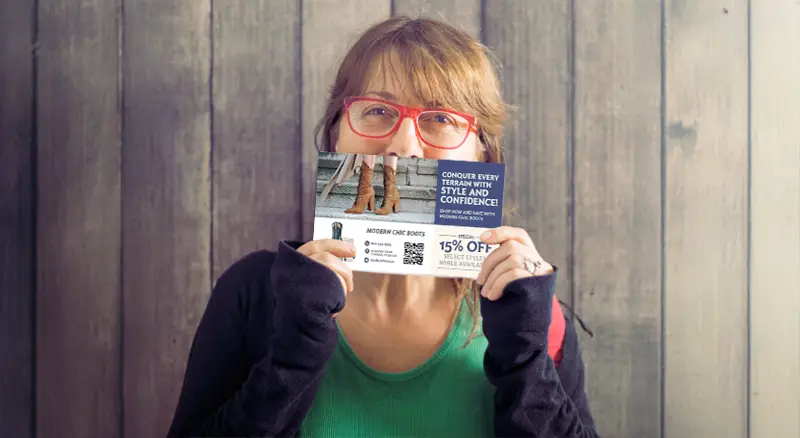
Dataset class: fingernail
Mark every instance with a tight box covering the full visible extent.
[481,230,492,240]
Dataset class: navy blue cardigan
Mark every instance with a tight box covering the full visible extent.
[166,241,598,437]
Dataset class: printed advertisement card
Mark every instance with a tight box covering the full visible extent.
[313,151,505,279]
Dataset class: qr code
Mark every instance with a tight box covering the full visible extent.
[403,242,424,265]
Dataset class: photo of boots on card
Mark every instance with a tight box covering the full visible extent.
[317,152,437,224]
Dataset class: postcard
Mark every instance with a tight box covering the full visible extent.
[312,151,505,279]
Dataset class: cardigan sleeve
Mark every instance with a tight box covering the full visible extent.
[480,268,599,437]
[166,241,345,437]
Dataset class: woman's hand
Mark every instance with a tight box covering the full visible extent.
[476,226,554,301]
[297,239,356,297]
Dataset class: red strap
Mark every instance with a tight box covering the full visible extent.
[547,296,566,366]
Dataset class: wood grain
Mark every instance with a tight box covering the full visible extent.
[663,1,749,436]
[213,0,302,279]
[36,0,122,436]
[483,0,573,309]
[750,0,800,436]
[300,0,391,240]
[0,0,34,436]
[573,1,662,436]
[122,1,211,436]
[393,0,481,39]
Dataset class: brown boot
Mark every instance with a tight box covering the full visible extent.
[375,166,399,215]
[344,162,375,214]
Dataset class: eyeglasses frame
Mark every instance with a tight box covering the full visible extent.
[342,96,479,150]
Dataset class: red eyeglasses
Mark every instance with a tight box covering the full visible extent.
[343,96,478,150]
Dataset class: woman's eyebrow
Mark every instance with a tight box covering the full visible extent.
[364,90,397,101]
[363,91,441,109]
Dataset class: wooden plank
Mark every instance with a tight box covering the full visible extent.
[212,0,301,279]
[0,1,34,436]
[484,1,572,309]
[572,1,662,436]
[392,0,481,39]
[122,1,211,437]
[750,1,800,436]
[300,0,391,240]
[663,1,748,436]
[36,0,122,436]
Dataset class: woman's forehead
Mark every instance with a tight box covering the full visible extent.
[358,57,454,108]
[361,75,425,106]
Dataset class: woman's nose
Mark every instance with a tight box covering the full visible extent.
[385,117,425,158]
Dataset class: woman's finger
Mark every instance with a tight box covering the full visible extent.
[481,252,527,298]
[298,239,356,258]
[309,252,354,293]
[480,226,536,249]
[477,240,528,285]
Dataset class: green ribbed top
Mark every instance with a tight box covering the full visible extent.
[299,302,494,437]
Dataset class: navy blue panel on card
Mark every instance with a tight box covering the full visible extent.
[434,160,505,228]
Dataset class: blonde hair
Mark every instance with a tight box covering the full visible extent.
[314,16,511,342]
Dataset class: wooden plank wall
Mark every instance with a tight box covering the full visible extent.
[35,1,122,438]
[574,2,662,435]
[1,1,799,437]
[213,0,304,280]
[750,1,800,436]
[663,2,750,437]
[121,2,211,437]
[0,1,35,437]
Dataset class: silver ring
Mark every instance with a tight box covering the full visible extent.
[523,257,541,274]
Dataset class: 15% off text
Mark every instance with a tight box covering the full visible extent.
[439,238,493,254]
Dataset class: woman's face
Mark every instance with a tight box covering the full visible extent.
[334,64,482,162]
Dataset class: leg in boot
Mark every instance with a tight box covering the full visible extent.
[345,159,375,214]
[375,165,400,215]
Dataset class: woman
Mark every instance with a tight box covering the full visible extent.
[167,16,598,437]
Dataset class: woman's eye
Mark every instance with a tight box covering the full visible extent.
[364,106,392,116]
[429,113,456,125]
[435,115,452,124]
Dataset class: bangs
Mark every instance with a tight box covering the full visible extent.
[349,32,486,116]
